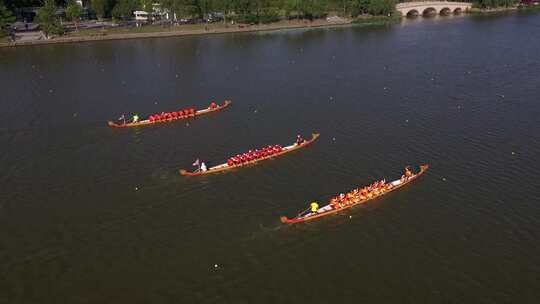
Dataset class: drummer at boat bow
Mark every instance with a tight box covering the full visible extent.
[401,167,413,182]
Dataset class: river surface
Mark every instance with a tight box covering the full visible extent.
[1,12,540,303]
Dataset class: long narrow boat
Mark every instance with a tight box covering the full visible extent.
[107,100,232,128]
[180,133,320,176]
[280,164,429,224]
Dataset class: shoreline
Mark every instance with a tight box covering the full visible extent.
[1,6,536,49]
[0,19,353,48]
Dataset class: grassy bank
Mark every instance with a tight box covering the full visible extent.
[0,18,352,47]
[353,15,402,26]
[518,4,540,12]
[469,6,518,15]
[68,19,357,38]
[68,22,229,38]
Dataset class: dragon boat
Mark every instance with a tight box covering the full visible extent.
[280,164,429,224]
[180,133,320,176]
[107,100,231,128]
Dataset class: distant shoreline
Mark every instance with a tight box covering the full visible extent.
[0,19,353,48]
[1,6,536,49]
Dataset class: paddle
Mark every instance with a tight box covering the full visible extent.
[297,206,311,217]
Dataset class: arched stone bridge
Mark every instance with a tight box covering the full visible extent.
[396,1,473,17]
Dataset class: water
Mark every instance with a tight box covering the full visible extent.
[1,13,540,303]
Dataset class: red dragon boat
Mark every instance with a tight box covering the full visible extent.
[280,164,429,224]
[179,133,320,176]
[107,100,231,128]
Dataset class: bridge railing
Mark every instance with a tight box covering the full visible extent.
[396,1,473,7]
[397,0,473,3]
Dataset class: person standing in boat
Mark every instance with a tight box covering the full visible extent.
[132,114,139,123]
[117,114,126,124]
[296,134,305,145]
[310,201,319,214]
[200,162,207,172]
[405,166,413,179]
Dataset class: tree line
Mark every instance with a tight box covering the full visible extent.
[2,0,398,22]
[89,0,398,22]
[473,0,517,8]
[0,0,401,38]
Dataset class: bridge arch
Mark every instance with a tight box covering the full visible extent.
[440,7,451,15]
[454,7,462,14]
[406,9,420,17]
[423,7,437,16]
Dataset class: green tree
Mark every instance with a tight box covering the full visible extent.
[37,0,64,38]
[474,0,517,8]
[140,0,153,20]
[92,0,116,19]
[350,0,369,16]
[213,0,234,23]
[0,0,16,37]
[297,0,326,20]
[159,0,196,21]
[65,0,82,29]
[112,0,138,20]
[367,0,395,16]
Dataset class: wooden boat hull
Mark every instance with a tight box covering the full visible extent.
[180,133,320,176]
[107,100,231,128]
[280,164,429,224]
